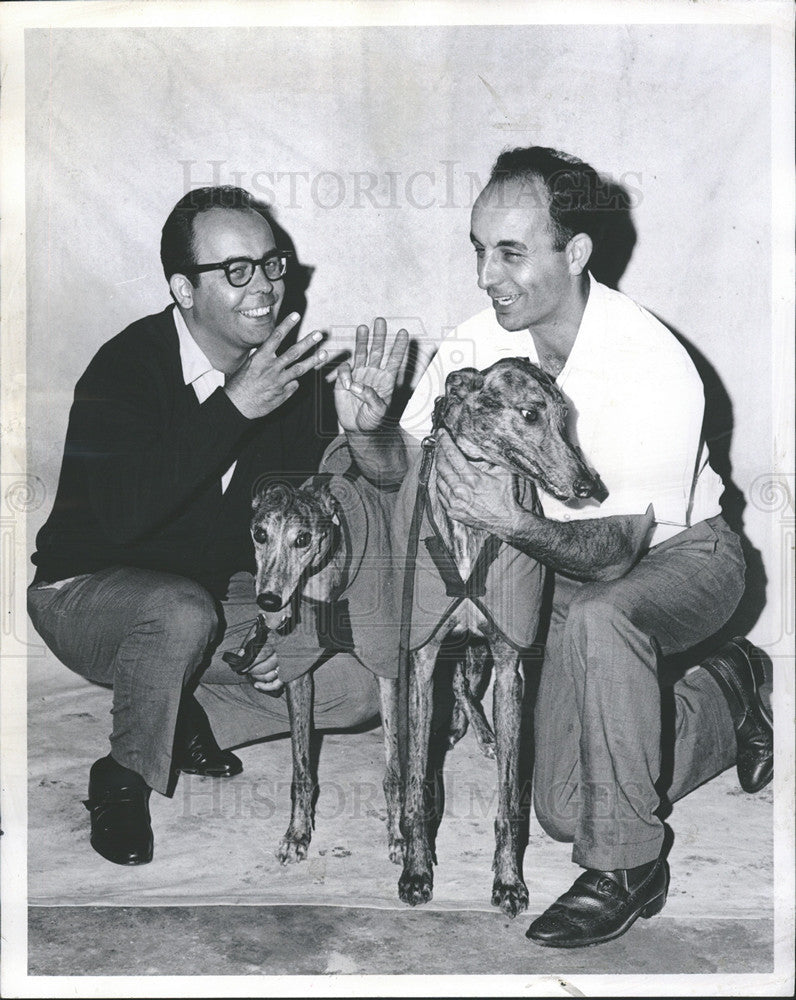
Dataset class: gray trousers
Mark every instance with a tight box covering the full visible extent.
[532,514,745,871]
[28,570,379,795]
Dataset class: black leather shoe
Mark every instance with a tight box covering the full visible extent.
[526,855,669,948]
[701,636,773,793]
[174,694,243,778]
[84,756,153,866]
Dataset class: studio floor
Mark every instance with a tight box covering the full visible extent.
[25,649,778,985]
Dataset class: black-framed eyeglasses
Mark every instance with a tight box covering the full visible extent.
[184,251,292,287]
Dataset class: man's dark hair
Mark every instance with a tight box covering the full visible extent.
[160,186,266,285]
[488,146,605,252]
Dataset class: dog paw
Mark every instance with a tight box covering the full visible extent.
[388,836,406,866]
[491,879,529,918]
[398,869,433,906]
[277,835,311,864]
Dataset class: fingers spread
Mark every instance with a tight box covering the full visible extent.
[384,327,409,375]
[281,330,324,368]
[369,316,387,369]
[263,311,301,354]
[353,325,370,370]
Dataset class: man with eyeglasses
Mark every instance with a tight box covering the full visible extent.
[28,186,385,867]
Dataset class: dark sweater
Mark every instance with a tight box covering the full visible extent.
[33,306,329,598]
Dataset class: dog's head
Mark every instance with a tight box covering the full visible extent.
[438,358,607,503]
[250,481,340,630]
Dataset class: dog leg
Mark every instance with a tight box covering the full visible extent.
[378,676,404,865]
[490,639,529,917]
[449,645,496,757]
[447,659,470,748]
[277,672,315,864]
[398,641,438,906]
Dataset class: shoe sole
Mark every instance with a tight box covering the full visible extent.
[527,865,670,949]
[90,838,153,865]
[177,766,243,777]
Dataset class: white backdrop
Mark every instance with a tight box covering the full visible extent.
[25,22,784,647]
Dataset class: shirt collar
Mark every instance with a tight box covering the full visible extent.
[557,272,606,387]
[173,306,219,386]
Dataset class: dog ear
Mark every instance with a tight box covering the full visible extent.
[253,482,291,512]
[436,368,485,432]
[316,484,341,524]
[444,368,484,399]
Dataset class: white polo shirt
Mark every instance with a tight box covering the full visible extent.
[400,275,723,547]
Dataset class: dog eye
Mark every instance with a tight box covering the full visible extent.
[253,526,267,544]
[520,408,538,424]
[294,531,311,548]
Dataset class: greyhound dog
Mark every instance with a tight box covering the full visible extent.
[396,357,606,917]
[241,471,405,866]
[242,463,502,867]
[238,357,605,914]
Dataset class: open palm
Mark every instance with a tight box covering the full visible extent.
[334,319,409,433]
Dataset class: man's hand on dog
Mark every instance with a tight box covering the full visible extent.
[435,429,521,537]
[225,313,328,420]
[246,649,285,695]
[334,317,409,432]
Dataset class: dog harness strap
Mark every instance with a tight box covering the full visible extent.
[423,535,468,597]
[423,507,504,600]
[467,533,503,593]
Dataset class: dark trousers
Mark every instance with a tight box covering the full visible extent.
[28,569,379,795]
[532,515,746,870]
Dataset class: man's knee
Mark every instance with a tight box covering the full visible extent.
[343,670,380,726]
[314,656,380,729]
[533,780,577,843]
[139,576,219,659]
[563,586,641,665]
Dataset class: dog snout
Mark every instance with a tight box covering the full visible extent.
[573,477,609,503]
[257,592,283,612]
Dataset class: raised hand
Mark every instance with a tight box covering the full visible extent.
[334,318,409,433]
[225,312,328,419]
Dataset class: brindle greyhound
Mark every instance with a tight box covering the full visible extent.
[231,357,605,913]
[241,476,405,866]
[236,470,499,867]
[396,357,606,917]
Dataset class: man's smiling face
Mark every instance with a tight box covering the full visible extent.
[186,207,285,369]
[470,178,580,334]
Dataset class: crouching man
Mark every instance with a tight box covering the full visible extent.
[28,186,381,866]
[356,146,774,948]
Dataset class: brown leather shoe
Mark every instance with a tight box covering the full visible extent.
[174,694,243,778]
[526,855,669,948]
[701,637,773,793]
